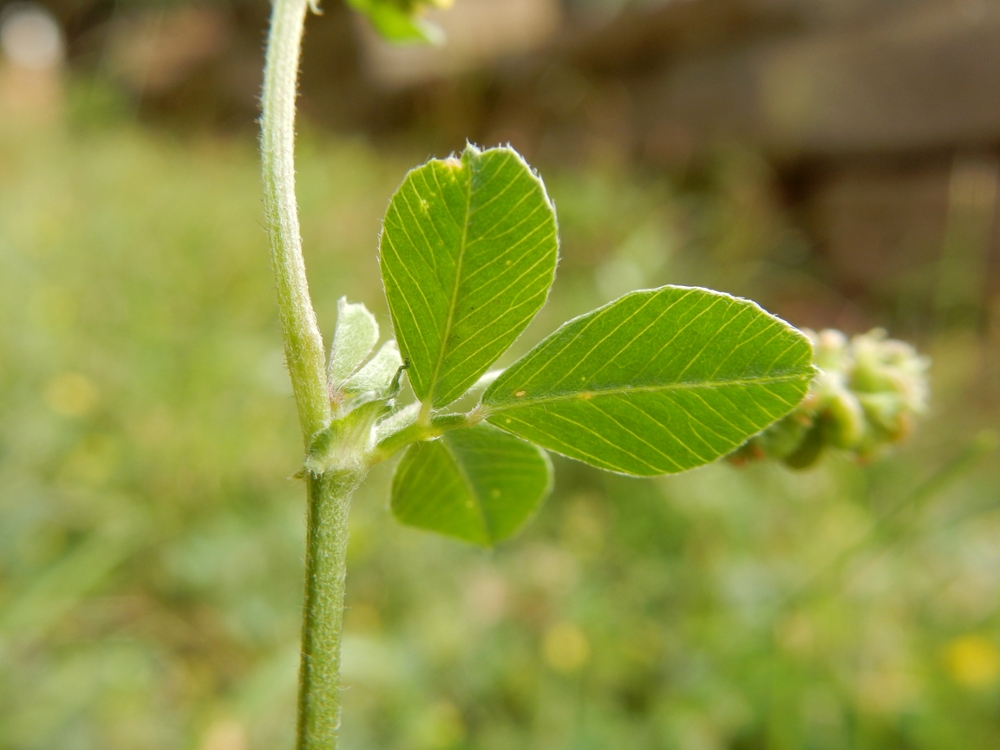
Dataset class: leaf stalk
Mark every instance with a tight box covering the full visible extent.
[370,410,485,464]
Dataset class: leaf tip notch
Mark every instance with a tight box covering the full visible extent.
[461,141,481,162]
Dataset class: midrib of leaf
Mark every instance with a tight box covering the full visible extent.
[426,163,474,407]
[442,438,494,544]
[500,289,690,395]
[507,289,773,395]
[440,254,554,373]
[486,371,809,412]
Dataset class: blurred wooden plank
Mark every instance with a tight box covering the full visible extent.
[638,1,1000,160]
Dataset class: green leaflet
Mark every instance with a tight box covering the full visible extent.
[346,0,444,44]
[391,425,553,546]
[379,144,559,409]
[482,286,815,476]
[328,298,379,388]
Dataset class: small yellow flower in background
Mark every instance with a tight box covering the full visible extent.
[44,371,98,417]
[542,622,590,673]
[944,635,1000,689]
[200,719,247,750]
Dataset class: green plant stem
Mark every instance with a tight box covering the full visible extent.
[260,0,352,746]
[261,0,330,444]
[297,470,363,749]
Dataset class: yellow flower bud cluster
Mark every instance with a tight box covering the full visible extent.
[731,328,929,469]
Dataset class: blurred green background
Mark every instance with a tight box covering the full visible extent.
[2,1,1000,748]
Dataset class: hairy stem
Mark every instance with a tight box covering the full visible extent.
[260,1,351,747]
[297,470,363,749]
[261,0,330,444]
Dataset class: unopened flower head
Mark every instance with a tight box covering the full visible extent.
[730,328,930,468]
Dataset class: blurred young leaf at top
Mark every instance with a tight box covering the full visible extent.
[346,0,452,44]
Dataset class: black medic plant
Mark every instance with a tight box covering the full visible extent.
[257,2,914,748]
[264,138,814,750]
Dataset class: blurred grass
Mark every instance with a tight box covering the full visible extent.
[1,116,999,750]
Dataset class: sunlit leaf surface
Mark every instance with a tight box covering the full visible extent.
[483,286,814,476]
[380,145,558,408]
